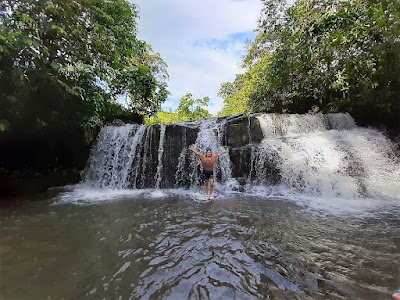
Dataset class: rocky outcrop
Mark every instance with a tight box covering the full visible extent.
[162,124,199,188]
[222,114,264,147]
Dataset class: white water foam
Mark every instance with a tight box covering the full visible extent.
[255,114,400,201]
[54,184,145,205]
[54,184,212,205]
[256,113,355,138]
[83,125,146,189]
[54,183,400,217]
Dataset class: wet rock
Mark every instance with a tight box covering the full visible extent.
[223,114,264,147]
[131,125,160,188]
[128,123,200,189]
[162,125,199,188]
[229,145,281,185]
[229,146,252,179]
[249,115,264,144]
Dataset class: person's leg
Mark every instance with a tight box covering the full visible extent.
[204,179,209,196]
[209,179,214,196]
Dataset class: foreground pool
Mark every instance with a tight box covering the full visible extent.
[1,189,399,299]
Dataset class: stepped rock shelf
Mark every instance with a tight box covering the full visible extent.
[83,113,400,200]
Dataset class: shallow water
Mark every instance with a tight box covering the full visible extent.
[1,189,399,300]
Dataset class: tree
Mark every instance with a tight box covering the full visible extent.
[0,0,168,132]
[219,0,400,128]
[145,93,212,124]
[177,93,212,121]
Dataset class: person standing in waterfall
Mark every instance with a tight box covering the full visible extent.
[188,147,229,200]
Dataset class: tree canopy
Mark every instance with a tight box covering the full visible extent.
[0,0,168,132]
[145,93,212,124]
[219,0,400,128]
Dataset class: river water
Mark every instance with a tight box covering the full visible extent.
[1,187,399,300]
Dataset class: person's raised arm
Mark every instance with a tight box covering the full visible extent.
[217,149,229,157]
[189,148,201,156]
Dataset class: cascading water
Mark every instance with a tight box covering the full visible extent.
[250,113,400,200]
[139,125,154,188]
[185,118,235,188]
[82,124,147,189]
[81,113,400,202]
[82,118,235,191]
[155,124,166,189]
[174,126,188,188]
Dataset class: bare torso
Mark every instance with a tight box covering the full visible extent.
[199,155,218,171]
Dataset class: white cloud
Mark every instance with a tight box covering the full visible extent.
[134,0,262,115]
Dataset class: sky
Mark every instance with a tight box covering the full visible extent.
[133,0,263,115]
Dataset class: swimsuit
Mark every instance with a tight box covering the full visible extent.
[202,169,214,180]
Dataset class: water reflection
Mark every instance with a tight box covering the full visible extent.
[0,195,399,299]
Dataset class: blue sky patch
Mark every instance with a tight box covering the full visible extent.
[193,31,256,51]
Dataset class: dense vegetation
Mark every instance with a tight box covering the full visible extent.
[0,0,168,133]
[0,0,170,194]
[219,0,400,128]
[145,93,211,125]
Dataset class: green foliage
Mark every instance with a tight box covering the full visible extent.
[176,93,212,121]
[219,0,400,127]
[0,0,168,132]
[145,93,212,125]
[145,111,181,125]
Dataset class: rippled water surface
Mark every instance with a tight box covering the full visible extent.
[1,190,399,300]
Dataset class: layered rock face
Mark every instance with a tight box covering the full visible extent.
[83,113,400,200]
[83,114,265,189]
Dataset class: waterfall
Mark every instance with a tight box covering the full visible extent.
[82,113,400,201]
[174,127,188,188]
[139,125,154,189]
[186,118,234,187]
[82,125,146,188]
[256,113,356,138]
[253,113,399,199]
[155,124,166,189]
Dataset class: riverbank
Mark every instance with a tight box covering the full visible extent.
[0,126,92,198]
[0,167,81,198]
